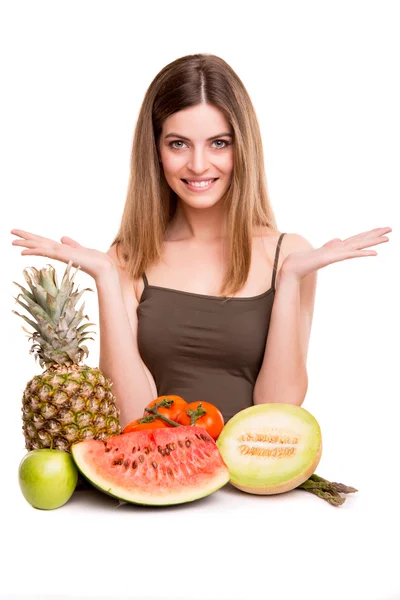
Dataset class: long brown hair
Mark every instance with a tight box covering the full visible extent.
[111,53,278,298]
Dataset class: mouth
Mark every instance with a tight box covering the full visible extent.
[181,178,219,192]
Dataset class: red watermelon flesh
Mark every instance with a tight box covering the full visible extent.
[71,426,230,505]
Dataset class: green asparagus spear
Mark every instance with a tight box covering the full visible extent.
[297,473,358,506]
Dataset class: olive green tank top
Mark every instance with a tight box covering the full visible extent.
[137,233,286,424]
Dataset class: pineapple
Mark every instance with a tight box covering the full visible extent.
[13,261,121,452]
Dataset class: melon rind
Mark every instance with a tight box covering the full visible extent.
[71,426,230,506]
[216,403,322,495]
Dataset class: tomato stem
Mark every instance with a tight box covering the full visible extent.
[144,405,180,427]
[138,415,157,424]
[186,403,207,426]
[149,399,174,410]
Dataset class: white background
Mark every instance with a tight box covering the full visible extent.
[1,1,399,599]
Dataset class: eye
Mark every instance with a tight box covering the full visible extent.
[213,139,230,149]
[168,139,230,150]
[169,140,186,149]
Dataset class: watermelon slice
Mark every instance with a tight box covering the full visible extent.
[71,426,230,505]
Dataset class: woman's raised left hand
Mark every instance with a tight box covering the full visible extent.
[281,227,392,282]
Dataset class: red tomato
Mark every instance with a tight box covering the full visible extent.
[176,401,224,440]
[123,418,169,434]
[144,395,187,422]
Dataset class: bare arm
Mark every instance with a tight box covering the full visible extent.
[99,245,158,428]
[254,226,391,406]
[253,234,317,407]
[11,229,157,429]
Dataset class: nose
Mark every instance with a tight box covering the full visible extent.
[187,146,210,173]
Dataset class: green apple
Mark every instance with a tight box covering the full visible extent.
[18,449,78,510]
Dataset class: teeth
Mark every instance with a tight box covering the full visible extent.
[185,179,215,187]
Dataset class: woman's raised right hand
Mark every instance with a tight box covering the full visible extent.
[11,229,117,282]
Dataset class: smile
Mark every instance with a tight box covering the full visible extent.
[181,178,218,192]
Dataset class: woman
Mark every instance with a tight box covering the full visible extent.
[11,53,391,428]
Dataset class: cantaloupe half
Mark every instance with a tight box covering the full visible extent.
[216,403,322,495]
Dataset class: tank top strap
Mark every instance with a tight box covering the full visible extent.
[142,272,149,288]
[271,233,286,290]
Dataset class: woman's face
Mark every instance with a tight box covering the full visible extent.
[158,103,234,209]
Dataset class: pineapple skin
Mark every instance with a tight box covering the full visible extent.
[22,363,121,452]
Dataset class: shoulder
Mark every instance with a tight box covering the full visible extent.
[280,232,315,256]
[260,228,315,260]
[106,243,140,304]
[277,232,318,303]
[106,242,127,269]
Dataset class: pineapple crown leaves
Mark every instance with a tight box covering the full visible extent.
[13,261,96,368]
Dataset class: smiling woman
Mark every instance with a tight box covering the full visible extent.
[11,53,391,429]
[110,55,279,296]
[159,104,234,207]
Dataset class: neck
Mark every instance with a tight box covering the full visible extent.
[167,200,228,243]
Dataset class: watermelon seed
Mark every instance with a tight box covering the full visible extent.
[178,441,183,448]
[139,455,144,463]
[144,446,151,454]
[167,443,176,451]
[105,447,111,453]
[167,468,173,476]
[132,461,138,469]
[112,456,124,466]
[152,461,158,469]
[132,446,136,453]
[185,440,191,448]
[123,459,130,468]
[165,448,170,455]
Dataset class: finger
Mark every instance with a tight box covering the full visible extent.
[344,227,392,244]
[328,249,378,264]
[12,239,41,248]
[20,246,57,258]
[324,238,342,246]
[60,236,82,248]
[13,239,60,252]
[350,236,390,251]
[11,229,55,244]
[348,250,378,257]
[20,246,74,263]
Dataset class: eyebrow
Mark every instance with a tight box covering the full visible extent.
[164,132,234,141]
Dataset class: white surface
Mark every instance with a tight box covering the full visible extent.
[1,474,399,600]
[1,1,400,599]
